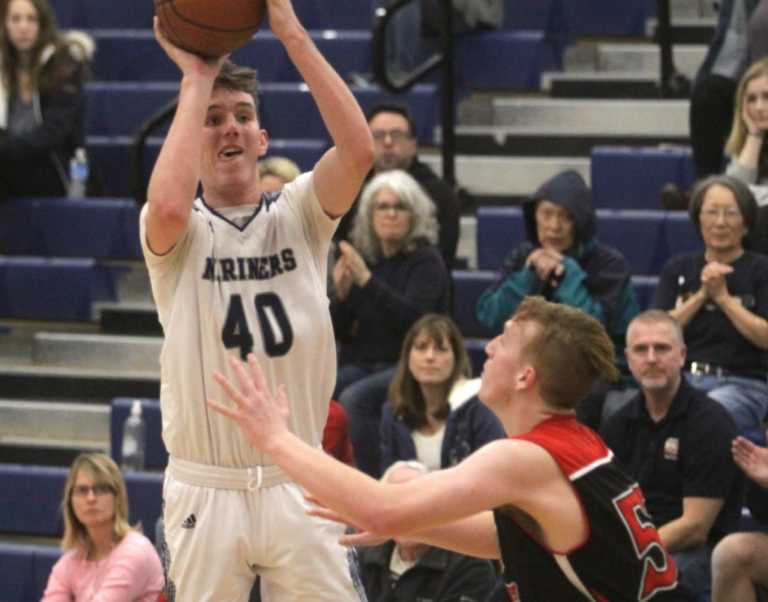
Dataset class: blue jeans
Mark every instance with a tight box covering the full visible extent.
[336,363,397,478]
[673,546,711,601]
[378,0,422,76]
[685,372,768,434]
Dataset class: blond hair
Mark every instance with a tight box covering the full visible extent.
[60,453,132,556]
[514,297,619,410]
[259,156,301,184]
[726,57,768,156]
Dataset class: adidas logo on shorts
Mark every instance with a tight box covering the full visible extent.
[181,514,196,529]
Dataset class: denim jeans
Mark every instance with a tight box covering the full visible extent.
[685,371,768,434]
[378,0,422,76]
[673,546,711,601]
[336,363,397,478]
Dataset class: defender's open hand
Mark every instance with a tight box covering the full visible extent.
[208,354,290,451]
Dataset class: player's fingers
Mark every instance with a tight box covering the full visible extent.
[207,398,239,421]
[230,355,257,398]
[214,368,249,408]
[246,353,271,398]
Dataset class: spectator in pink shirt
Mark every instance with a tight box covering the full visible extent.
[41,453,164,601]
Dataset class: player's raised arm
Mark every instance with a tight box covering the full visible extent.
[144,19,228,255]
[266,0,374,217]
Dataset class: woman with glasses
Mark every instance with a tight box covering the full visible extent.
[41,452,164,601]
[330,169,450,477]
[654,175,768,434]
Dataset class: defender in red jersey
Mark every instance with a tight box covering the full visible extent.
[209,297,690,601]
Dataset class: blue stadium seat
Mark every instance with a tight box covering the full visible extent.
[563,0,647,36]
[595,209,667,275]
[455,30,563,89]
[87,136,328,199]
[0,257,116,321]
[475,207,693,276]
[632,275,659,310]
[0,464,163,543]
[452,270,498,339]
[111,398,168,471]
[591,146,697,210]
[85,82,439,142]
[464,338,488,377]
[476,207,526,271]
[91,31,372,84]
[52,0,372,30]
[0,542,60,602]
[0,198,141,260]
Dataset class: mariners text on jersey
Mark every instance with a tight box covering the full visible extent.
[201,249,298,282]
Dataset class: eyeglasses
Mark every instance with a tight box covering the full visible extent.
[374,201,410,214]
[700,208,742,221]
[72,483,115,498]
[371,129,412,142]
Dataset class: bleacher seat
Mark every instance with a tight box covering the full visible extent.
[0,257,117,321]
[52,0,372,30]
[87,136,328,198]
[452,270,497,339]
[85,82,440,143]
[0,542,60,602]
[455,30,563,89]
[111,398,167,470]
[632,275,659,310]
[591,146,696,210]
[0,198,140,260]
[91,31,372,84]
[475,207,702,275]
[0,464,163,542]
[464,338,488,377]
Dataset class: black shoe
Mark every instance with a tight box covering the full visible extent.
[660,182,689,211]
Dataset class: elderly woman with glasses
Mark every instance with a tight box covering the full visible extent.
[41,453,164,601]
[654,174,768,434]
[330,169,450,477]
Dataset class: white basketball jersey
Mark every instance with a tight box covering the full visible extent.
[140,173,337,467]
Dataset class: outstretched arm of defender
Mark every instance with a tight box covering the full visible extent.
[208,354,572,550]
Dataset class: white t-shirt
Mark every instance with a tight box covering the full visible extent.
[412,424,446,472]
[140,173,338,467]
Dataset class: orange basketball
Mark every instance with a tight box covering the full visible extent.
[155,0,266,59]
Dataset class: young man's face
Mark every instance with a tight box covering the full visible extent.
[201,88,268,196]
[369,111,417,173]
[479,317,538,408]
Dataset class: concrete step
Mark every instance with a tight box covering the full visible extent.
[592,43,706,78]
[0,359,159,401]
[460,98,689,137]
[32,332,162,371]
[0,399,109,448]
[667,0,717,18]
[113,263,152,303]
[421,155,590,196]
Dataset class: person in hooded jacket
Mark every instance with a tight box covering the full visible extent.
[476,170,639,368]
[379,314,505,474]
[476,171,639,429]
[0,0,93,199]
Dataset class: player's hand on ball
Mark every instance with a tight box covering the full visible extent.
[153,16,227,77]
[208,354,290,450]
[265,0,300,40]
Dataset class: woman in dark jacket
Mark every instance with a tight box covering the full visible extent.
[331,169,450,477]
[0,0,93,198]
[380,314,505,474]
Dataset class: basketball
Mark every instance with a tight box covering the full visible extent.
[155,0,266,59]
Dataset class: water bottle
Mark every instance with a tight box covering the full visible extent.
[68,147,89,198]
[121,400,146,471]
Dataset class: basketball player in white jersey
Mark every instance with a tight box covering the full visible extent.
[141,0,374,599]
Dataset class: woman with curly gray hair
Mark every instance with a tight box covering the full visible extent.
[331,169,450,477]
